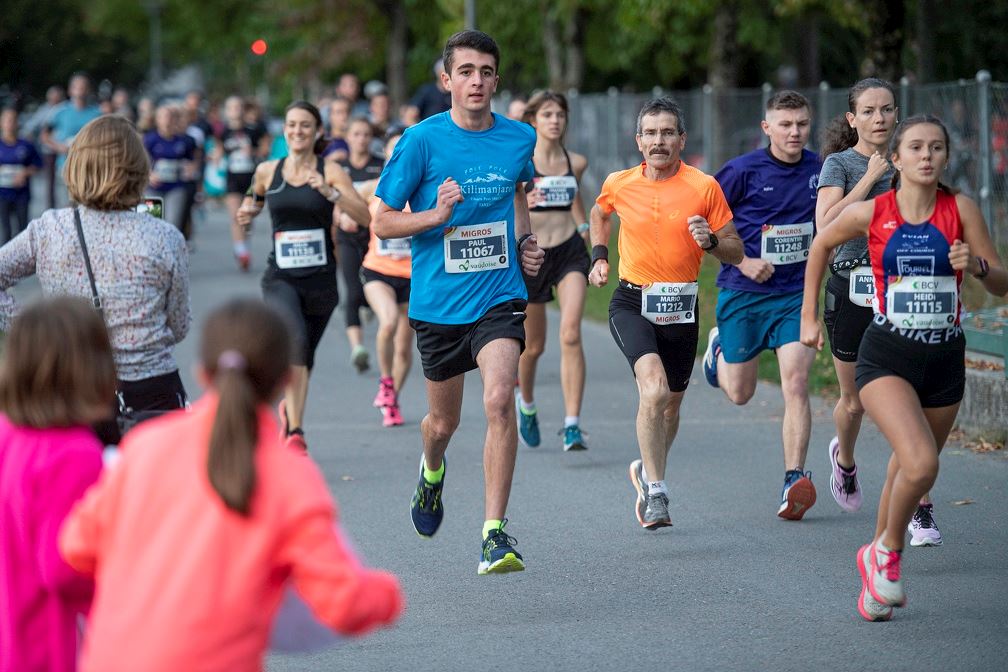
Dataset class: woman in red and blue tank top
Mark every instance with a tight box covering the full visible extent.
[801,115,1007,622]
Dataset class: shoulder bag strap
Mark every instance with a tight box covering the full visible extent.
[73,207,103,315]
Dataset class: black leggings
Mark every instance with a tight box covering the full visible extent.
[0,199,29,245]
[261,269,340,370]
[95,369,188,445]
[337,228,370,328]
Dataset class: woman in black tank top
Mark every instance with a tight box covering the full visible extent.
[516,91,592,452]
[236,101,369,452]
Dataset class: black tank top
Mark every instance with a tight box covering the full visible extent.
[338,154,385,189]
[265,157,336,278]
[524,149,578,211]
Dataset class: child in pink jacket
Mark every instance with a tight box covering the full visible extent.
[0,297,117,672]
[59,298,404,672]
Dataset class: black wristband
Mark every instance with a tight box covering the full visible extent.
[591,245,609,265]
[517,233,534,251]
[974,256,990,279]
[702,232,719,251]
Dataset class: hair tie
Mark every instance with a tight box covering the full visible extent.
[217,349,247,372]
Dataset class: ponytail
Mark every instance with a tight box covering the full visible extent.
[820,114,858,159]
[200,299,293,517]
[207,351,257,516]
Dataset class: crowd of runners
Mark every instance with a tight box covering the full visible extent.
[2,27,1007,671]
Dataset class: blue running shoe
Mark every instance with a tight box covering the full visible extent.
[562,424,587,451]
[702,327,721,388]
[478,519,525,575]
[410,455,445,537]
[515,393,540,447]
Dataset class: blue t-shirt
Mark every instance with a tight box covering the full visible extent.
[143,131,196,192]
[376,112,535,324]
[715,147,821,294]
[48,104,101,167]
[0,139,42,202]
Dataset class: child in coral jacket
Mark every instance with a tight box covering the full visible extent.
[59,298,403,671]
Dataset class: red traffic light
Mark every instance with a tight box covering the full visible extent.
[251,39,268,56]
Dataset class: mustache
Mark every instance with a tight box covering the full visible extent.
[649,149,670,155]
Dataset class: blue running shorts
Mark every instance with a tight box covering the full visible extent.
[715,288,803,364]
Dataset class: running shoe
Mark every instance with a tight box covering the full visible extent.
[628,459,672,529]
[908,503,943,547]
[856,543,894,622]
[561,424,587,451]
[373,377,395,408]
[866,542,906,608]
[277,399,289,440]
[350,344,370,373]
[285,429,307,453]
[382,402,403,427]
[702,327,721,388]
[777,469,817,521]
[515,393,540,448]
[828,436,862,512]
[410,455,445,537]
[477,519,525,575]
[235,250,251,272]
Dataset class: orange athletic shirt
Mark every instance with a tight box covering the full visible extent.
[362,199,412,279]
[596,161,733,285]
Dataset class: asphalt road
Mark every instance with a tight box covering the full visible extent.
[19,195,1008,671]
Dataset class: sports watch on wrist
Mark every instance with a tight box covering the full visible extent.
[702,232,719,251]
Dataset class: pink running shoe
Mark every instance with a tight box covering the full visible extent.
[235,250,251,272]
[856,544,893,622]
[867,542,906,608]
[828,437,862,512]
[382,402,403,427]
[285,431,308,453]
[373,377,395,408]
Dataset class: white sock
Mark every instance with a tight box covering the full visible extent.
[564,416,578,428]
[233,241,248,256]
[520,399,536,414]
[648,480,668,496]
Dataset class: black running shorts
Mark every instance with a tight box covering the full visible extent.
[608,284,698,392]
[523,231,590,304]
[226,171,254,196]
[823,273,874,363]
[261,269,339,370]
[361,266,411,305]
[410,299,527,382]
[855,317,966,408]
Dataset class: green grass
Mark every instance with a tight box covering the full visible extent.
[581,224,839,397]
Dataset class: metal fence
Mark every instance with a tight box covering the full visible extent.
[501,72,1008,246]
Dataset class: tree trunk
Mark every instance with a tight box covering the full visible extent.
[861,1,905,81]
[384,0,408,109]
[914,0,936,83]
[561,7,587,90]
[709,0,739,169]
[541,1,564,91]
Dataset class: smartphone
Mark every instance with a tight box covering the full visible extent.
[136,196,164,220]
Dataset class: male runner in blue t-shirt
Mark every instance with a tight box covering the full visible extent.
[701,91,823,521]
[373,30,544,575]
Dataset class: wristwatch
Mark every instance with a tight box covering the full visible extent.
[702,232,719,251]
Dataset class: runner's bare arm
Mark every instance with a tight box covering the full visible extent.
[513,184,532,238]
[954,194,1008,296]
[514,184,545,276]
[588,204,611,287]
[236,161,271,228]
[372,177,463,239]
[570,152,590,239]
[801,200,874,348]
[815,153,888,230]
[324,163,370,227]
[688,217,744,265]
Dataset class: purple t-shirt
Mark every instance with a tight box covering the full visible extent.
[143,131,196,192]
[0,139,42,202]
[715,147,822,294]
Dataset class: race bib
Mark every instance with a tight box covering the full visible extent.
[534,175,577,207]
[377,236,411,257]
[640,282,698,325]
[761,221,813,265]
[848,266,876,307]
[885,275,957,329]
[443,221,509,274]
[275,229,327,269]
[153,159,181,183]
[228,151,255,174]
[0,165,20,188]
